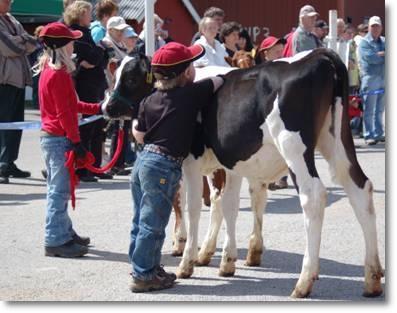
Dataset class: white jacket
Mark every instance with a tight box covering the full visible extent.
[193,35,230,68]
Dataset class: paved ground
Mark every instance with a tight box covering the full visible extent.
[0,110,386,301]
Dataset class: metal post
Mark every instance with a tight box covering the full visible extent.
[144,0,155,57]
[328,10,337,52]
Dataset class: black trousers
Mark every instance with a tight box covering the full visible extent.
[75,81,105,176]
[0,84,25,169]
[79,117,105,168]
[110,120,131,168]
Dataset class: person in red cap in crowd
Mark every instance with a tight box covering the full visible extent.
[128,42,223,293]
[35,22,102,258]
[255,36,286,64]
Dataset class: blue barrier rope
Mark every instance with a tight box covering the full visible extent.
[359,88,385,97]
[0,115,103,130]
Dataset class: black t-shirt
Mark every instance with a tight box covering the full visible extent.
[136,79,214,158]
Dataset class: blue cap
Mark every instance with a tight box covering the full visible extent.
[124,26,138,38]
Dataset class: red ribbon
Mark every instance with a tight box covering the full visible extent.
[65,128,125,209]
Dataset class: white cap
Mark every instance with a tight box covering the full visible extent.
[368,16,382,27]
[107,16,130,30]
[299,5,319,17]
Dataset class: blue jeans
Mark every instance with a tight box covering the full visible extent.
[40,136,75,247]
[361,77,385,140]
[128,150,181,280]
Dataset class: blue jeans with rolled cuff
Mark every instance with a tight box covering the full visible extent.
[128,149,182,281]
[40,136,76,247]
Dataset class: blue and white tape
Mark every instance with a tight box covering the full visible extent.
[0,115,103,130]
[360,88,385,97]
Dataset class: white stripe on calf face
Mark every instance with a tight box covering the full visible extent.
[101,56,134,114]
[114,55,134,90]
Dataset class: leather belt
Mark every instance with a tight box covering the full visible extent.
[143,144,184,166]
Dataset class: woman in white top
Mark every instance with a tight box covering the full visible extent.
[193,17,230,67]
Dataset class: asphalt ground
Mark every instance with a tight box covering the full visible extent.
[0,110,387,303]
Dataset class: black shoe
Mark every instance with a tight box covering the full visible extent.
[2,164,31,178]
[45,240,88,258]
[365,139,377,146]
[111,167,131,176]
[79,174,98,182]
[0,176,9,184]
[156,264,177,282]
[41,169,48,179]
[72,233,90,246]
[94,172,113,180]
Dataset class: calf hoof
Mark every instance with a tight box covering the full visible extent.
[219,258,236,277]
[245,249,262,266]
[176,262,194,279]
[363,269,384,297]
[171,239,186,257]
[219,269,235,277]
[290,288,311,299]
[290,275,317,298]
[171,249,183,257]
[362,288,383,298]
[176,269,193,279]
[196,251,213,266]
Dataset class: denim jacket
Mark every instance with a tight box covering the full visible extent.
[358,33,385,81]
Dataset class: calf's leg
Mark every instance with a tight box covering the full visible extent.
[267,97,326,298]
[172,181,187,256]
[197,172,224,266]
[176,158,203,278]
[219,173,242,277]
[245,179,267,266]
[317,99,384,297]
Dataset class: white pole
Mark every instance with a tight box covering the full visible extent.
[181,0,201,24]
[328,10,337,52]
[144,0,155,57]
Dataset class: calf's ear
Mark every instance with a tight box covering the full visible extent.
[108,60,119,76]
[224,56,233,66]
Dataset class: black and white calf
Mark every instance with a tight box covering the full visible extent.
[102,53,154,119]
[103,49,384,298]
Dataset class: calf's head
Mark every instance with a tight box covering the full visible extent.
[232,51,255,68]
[102,53,154,119]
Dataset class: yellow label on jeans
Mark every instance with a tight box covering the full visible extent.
[160,178,166,184]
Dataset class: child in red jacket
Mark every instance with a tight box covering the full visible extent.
[348,95,363,138]
[36,22,101,258]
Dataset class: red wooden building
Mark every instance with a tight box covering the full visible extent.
[13,0,385,47]
[151,0,385,45]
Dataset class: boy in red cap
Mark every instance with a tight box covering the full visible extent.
[36,22,102,258]
[256,36,286,64]
[129,42,223,292]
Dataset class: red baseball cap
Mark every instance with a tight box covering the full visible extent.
[152,42,205,80]
[39,22,82,49]
[258,36,287,52]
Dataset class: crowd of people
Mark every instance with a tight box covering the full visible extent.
[0,0,385,293]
